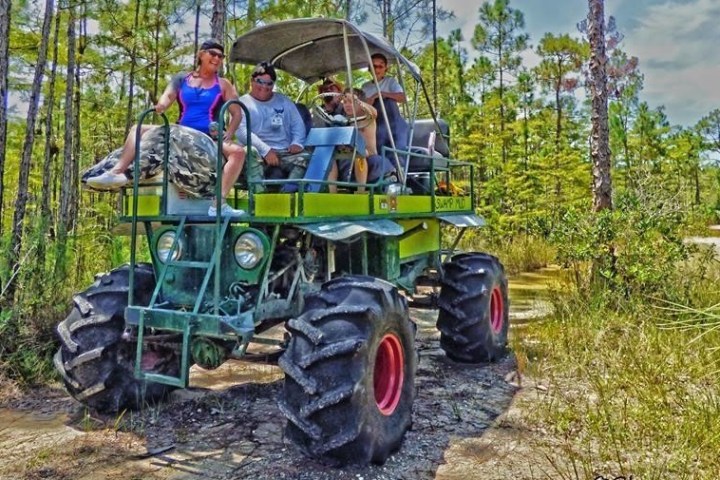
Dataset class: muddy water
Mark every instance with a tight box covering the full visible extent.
[508,266,563,324]
[0,409,83,465]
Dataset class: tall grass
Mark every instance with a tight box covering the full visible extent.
[513,259,720,479]
[457,231,556,274]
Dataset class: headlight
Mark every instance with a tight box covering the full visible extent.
[156,231,182,263]
[234,232,264,269]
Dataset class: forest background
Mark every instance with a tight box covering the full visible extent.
[1,0,720,475]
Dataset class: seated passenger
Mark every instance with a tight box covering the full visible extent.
[312,77,345,127]
[86,39,246,217]
[237,62,308,193]
[362,53,409,160]
[327,88,395,193]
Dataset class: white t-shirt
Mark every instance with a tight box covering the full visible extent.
[361,76,404,99]
[236,92,306,157]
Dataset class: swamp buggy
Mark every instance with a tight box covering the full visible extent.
[54,18,509,466]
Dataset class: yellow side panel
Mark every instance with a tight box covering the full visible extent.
[374,195,432,214]
[398,218,440,259]
[229,197,250,211]
[124,195,160,216]
[254,193,296,217]
[302,193,371,216]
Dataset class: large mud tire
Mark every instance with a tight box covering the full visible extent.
[437,253,509,362]
[54,264,177,413]
[278,275,416,466]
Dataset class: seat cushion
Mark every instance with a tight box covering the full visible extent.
[406,146,449,172]
[410,118,449,157]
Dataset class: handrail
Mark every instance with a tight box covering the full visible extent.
[381,145,475,210]
[217,99,253,209]
[213,99,251,314]
[127,100,252,311]
[129,109,169,307]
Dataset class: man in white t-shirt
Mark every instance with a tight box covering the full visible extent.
[237,62,308,192]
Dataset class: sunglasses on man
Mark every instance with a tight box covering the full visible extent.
[254,78,274,87]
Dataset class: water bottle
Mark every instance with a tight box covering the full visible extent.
[386,182,402,212]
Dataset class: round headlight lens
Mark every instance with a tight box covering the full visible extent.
[157,231,182,263]
[234,232,264,269]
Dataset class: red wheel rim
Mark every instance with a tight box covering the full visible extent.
[374,333,405,416]
[490,286,504,334]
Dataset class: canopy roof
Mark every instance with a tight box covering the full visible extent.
[229,18,421,84]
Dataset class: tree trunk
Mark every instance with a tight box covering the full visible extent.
[0,0,10,238]
[588,0,613,212]
[124,0,141,136]
[432,0,437,112]
[37,9,61,273]
[70,10,87,233]
[152,0,161,102]
[587,0,616,290]
[498,54,506,164]
[211,0,225,44]
[58,7,76,238]
[554,77,562,202]
[4,0,54,304]
[193,1,200,56]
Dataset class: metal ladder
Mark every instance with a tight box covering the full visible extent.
[132,214,231,388]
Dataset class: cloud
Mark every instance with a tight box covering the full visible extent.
[567,0,720,125]
[620,0,720,125]
[437,0,477,44]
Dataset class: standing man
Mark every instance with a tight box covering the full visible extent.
[237,62,308,193]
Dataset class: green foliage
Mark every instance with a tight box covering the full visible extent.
[0,308,57,385]
[515,303,720,478]
[551,182,695,305]
[2,0,720,390]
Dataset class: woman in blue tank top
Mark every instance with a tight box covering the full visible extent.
[86,39,246,217]
[175,72,224,135]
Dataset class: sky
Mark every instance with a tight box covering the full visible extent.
[10,1,719,128]
[438,0,720,127]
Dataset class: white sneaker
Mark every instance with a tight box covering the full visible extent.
[208,203,246,217]
[86,170,128,190]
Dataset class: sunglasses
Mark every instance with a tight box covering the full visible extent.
[206,50,225,59]
[254,78,274,86]
[372,63,385,69]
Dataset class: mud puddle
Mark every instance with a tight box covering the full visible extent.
[508,266,562,323]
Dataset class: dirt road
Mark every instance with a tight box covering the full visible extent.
[1,270,557,480]
[0,311,518,480]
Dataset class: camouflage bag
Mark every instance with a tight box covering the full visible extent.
[81,125,222,198]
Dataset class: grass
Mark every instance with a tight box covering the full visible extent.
[512,286,720,479]
[458,232,556,275]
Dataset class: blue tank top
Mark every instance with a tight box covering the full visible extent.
[176,73,223,135]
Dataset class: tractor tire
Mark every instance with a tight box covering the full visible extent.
[437,253,509,363]
[54,263,178,413]
[278,275,417,466]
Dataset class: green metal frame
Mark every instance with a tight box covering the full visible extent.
[117,98,478,388]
